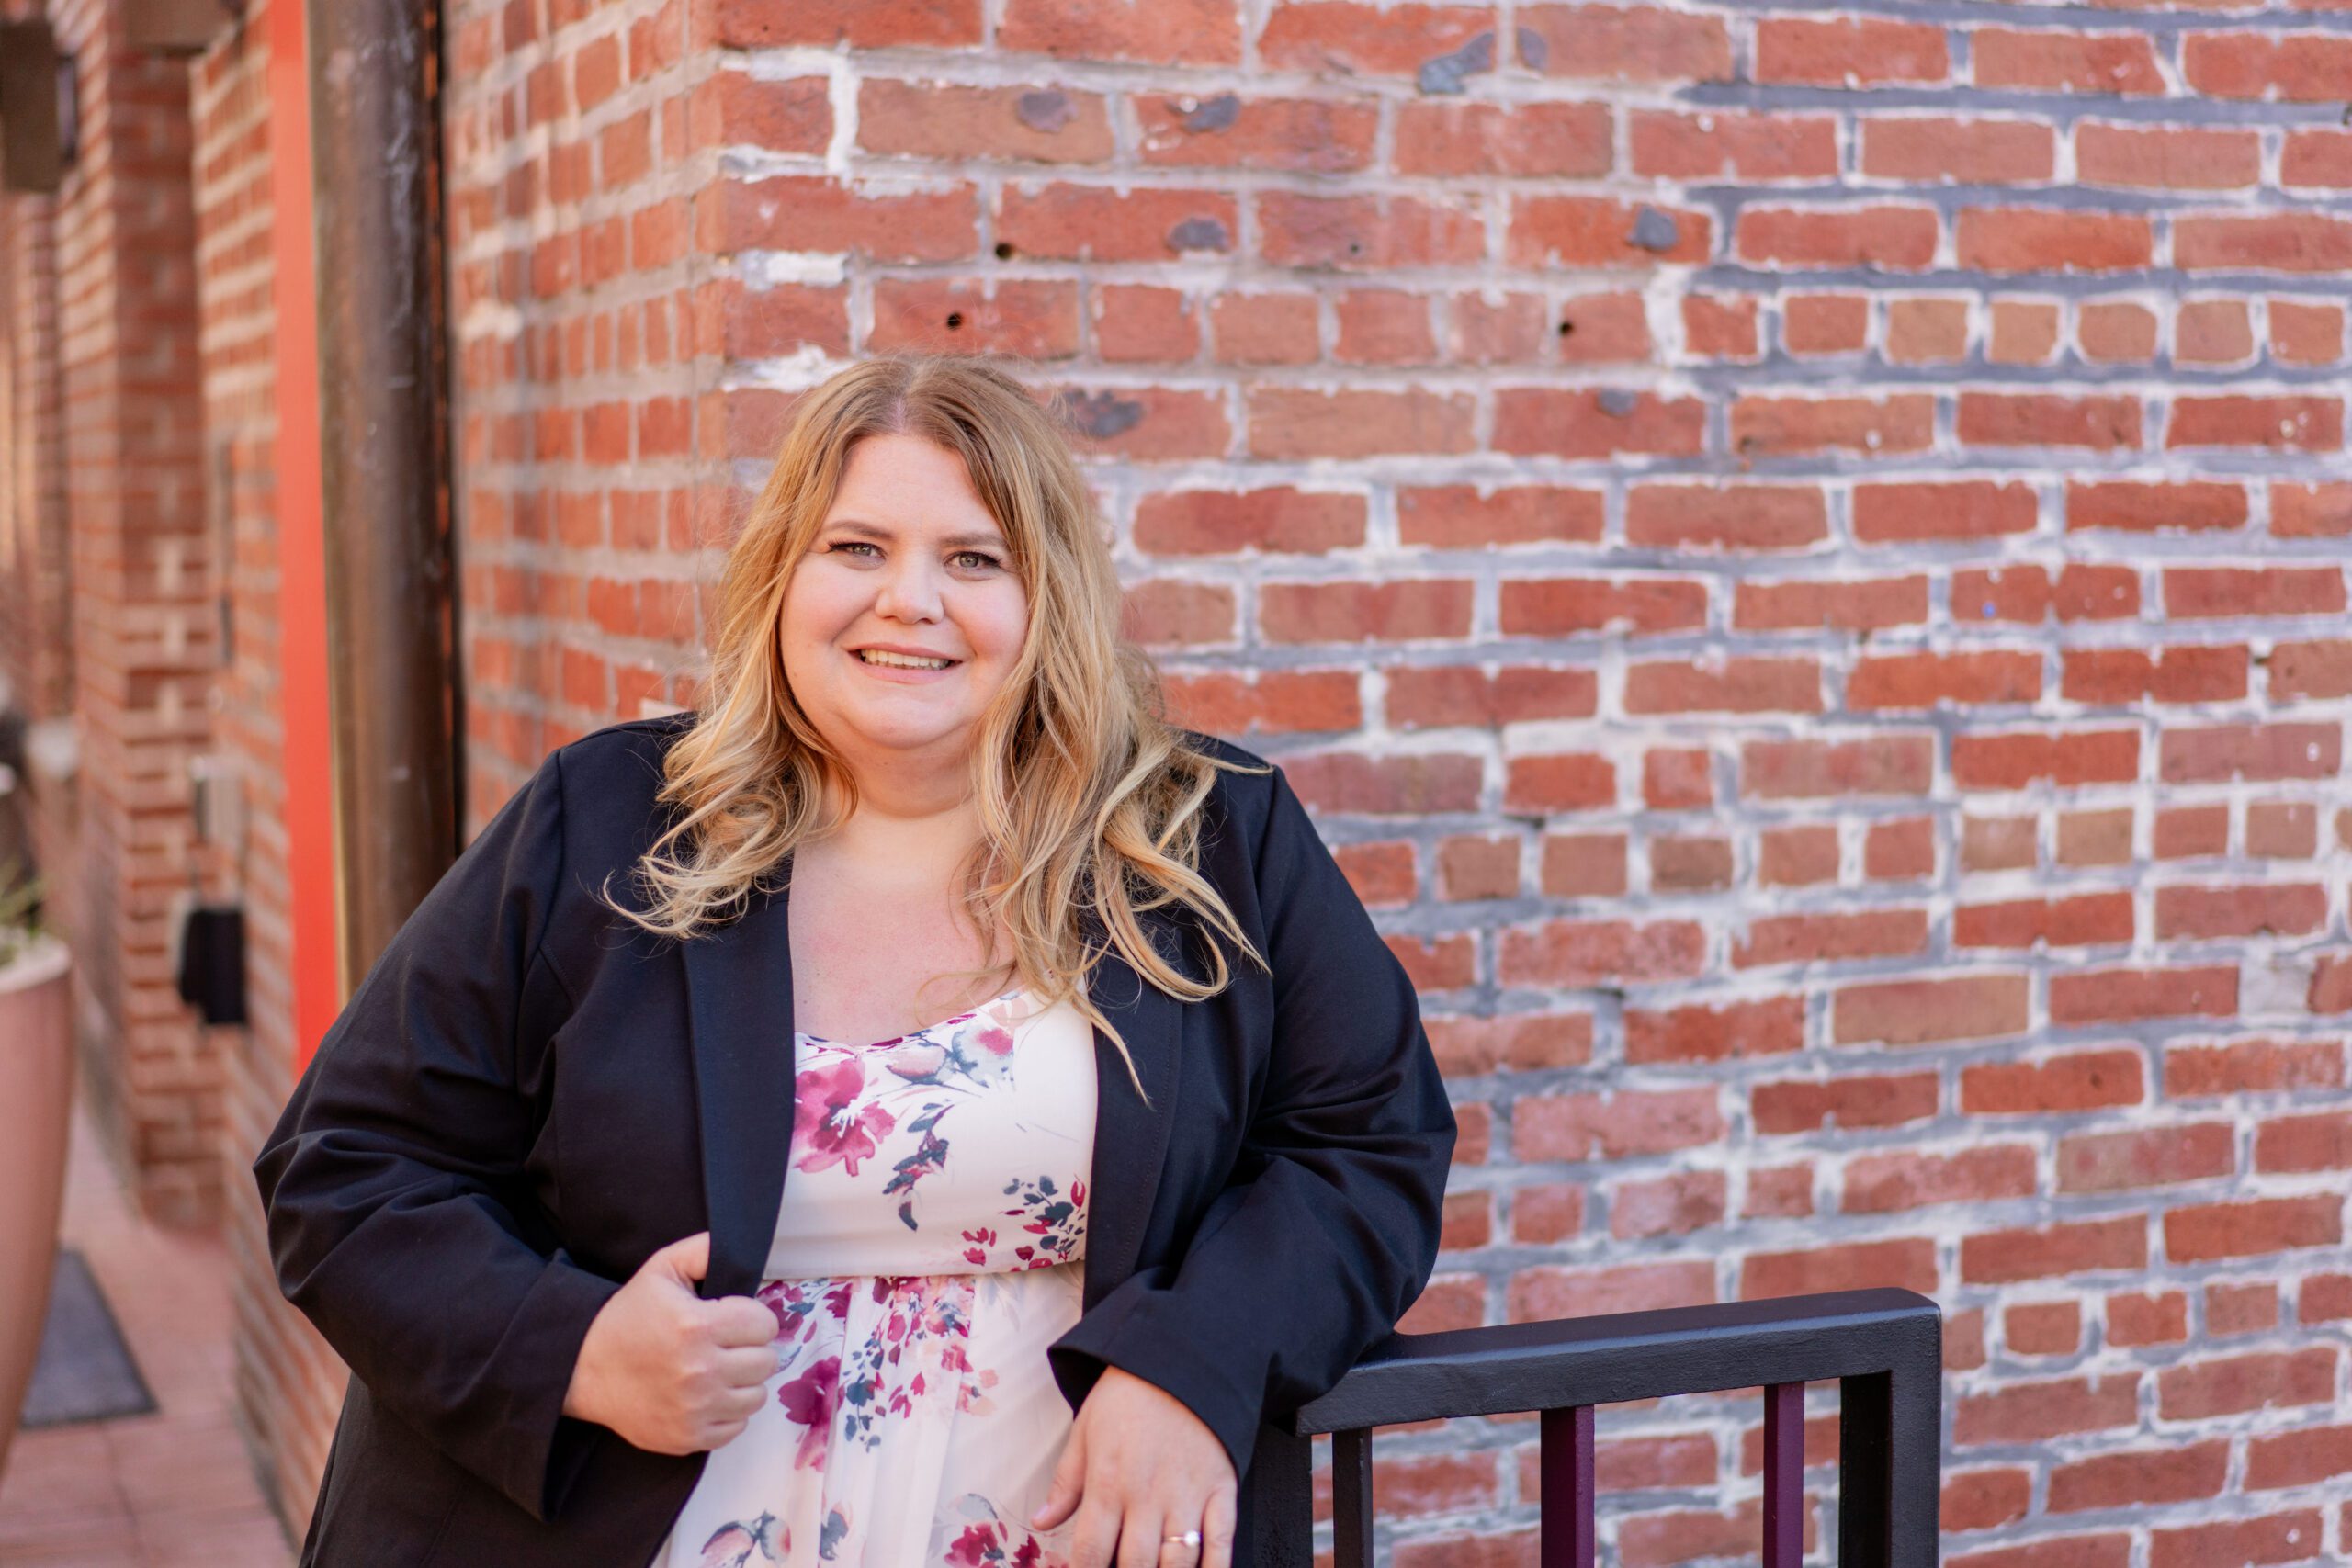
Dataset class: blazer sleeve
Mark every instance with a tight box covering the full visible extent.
[252,747,621,1522]
[1050,762,1457,1477]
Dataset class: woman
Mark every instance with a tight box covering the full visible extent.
[255,354,1455,1568]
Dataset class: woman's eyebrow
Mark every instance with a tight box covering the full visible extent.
[823,517,1005,550]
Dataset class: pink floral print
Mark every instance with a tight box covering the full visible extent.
[654,987,1098,1568]
[881,1104,955,1231]
[774,1354,842,1470]
[795,993,1066,1235]
[941,1496,1066,1568]
[793,1057,897,1178]
[698,1511,784,1567]
[1002,1176,1085,1270]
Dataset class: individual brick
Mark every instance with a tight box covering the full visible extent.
[2078,299,2158,363]
[1972,28,2164,95]
[1863,117,2056,184]
[1756,17,1949,85]
[1137,93,1379,174]
[1989,301,2060,366]
[1781,294,1869,355]
[1517,4,1736,84]
[1957,209,2153,273]
[1395,101,1611,178]
[1630,110,1837,181]
[1885,297,1970,363]
[2272,299,2346,365]
[1736,206,1939,270]
[2075,124,2260,191]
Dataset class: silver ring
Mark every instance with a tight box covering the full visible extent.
[1162,1530,1203,1549]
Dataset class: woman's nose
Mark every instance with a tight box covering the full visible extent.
[872,555,944,621]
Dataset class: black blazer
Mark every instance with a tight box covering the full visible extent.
[254,712,1455,1568]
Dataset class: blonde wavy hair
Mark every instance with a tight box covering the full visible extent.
[602,354,1268,1088]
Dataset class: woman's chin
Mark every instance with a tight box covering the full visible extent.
[831,710,977,759]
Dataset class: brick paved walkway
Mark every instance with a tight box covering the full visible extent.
[0,1107,291,1567]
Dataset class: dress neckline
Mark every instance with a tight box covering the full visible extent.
[795,986,1027,1050]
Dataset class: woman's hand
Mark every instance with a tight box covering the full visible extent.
[1031,1366,1238,1568]
[560,1232,778,1456]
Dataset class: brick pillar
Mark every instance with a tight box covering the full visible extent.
[17,0,228,1226]
[0,175,74,872]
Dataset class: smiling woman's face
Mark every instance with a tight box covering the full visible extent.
[779,434,1031,775]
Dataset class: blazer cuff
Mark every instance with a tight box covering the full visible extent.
[1047,1266,1270,1481]
[492,1251,624,1522]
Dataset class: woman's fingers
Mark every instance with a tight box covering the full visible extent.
[648,1230,711,1286]
[1198,1488,1238,1568]
[713,1342,778,1389]
[1113,1500,1165,1568]
[1031,1419,1087,1531]
[1046,1369,1234,1568]
[707,1297,780,1348]
[1067,1495,1122,1568]
[1154,1515,1205,1568]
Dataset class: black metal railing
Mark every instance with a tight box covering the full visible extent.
[1241,1288,1942,1568]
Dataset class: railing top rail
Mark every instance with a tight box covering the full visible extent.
[1293,1287,1940,1436]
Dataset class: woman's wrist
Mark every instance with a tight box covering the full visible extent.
[560,1311,607,1424]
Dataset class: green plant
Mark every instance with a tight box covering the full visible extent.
[0,855,44,972]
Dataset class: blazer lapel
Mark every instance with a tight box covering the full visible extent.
[1080,909,1186,1311]
[680,869,1187,1309]
[680,875,798,1301]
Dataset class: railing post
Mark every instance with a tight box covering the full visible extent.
[1332,1428,1374,1568]
[1538,1404,1595,1568]
[1763,1382,1804,1568]
[1283,1292,1943,1568]
[1837,1307,1941,1567]
[1839,1371,1893,1568]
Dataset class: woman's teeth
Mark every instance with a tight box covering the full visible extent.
[856,649,955,670]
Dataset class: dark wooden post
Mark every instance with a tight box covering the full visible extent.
[1763,1382,1804,1568]
[1539,1404,1596,1568]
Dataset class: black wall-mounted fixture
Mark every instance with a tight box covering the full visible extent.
[126,0,244,56]
[0,21,72,195]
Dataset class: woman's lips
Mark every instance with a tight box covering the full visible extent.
[848,647,962,681]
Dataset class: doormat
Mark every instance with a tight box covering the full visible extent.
[18,1248,156,1428]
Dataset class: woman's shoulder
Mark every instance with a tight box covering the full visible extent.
[1169,727,1289,853]
[1174,726,1272,777]
[566,707,699,750]
[547,709,697,781]
[524,710,699,858]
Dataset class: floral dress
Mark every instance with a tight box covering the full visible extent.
[652,986,1096,1568]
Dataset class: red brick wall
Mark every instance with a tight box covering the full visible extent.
[30,0,2336,1554]
[628,5,2352,1563]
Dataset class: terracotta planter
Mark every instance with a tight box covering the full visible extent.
[0,934,73,1484]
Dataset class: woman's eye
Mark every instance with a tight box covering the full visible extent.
[825,540,999,570]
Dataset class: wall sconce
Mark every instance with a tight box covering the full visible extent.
[126,0,245,56]
[0,22,73,195]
